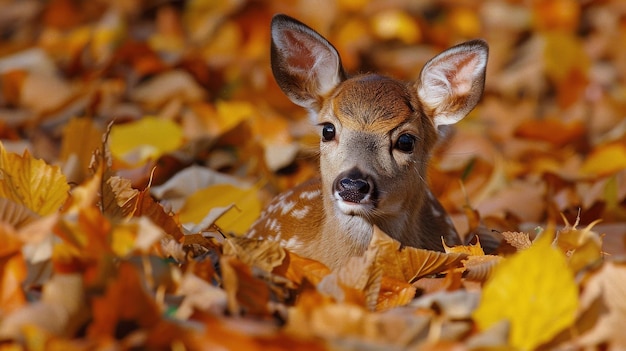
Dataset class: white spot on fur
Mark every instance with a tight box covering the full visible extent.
[291,206,311,219]
[281,236,303,250]
[300,189,321,200]
[265,217,282,236]
[280,200,296,215]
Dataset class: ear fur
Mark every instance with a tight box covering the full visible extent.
[270,14,346,113]
[416,40,488,127]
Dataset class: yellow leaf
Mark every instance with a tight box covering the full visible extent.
[215,100,255,131]
[370,10,421,44]
[108,117,184,166]
[0,143,69,216]
[580,143,626,177]
[178,183,261,235]
[543,32,589,83]
[443,238,485,256]
[473,229,578,350]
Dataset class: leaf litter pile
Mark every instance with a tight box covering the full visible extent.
[1,0,626,350]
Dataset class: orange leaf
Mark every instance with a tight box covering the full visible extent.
[88,262,162,338]
[514,117,585,147]
[273,250,331,287]
[371,226,467,282]
[0,252,28,314]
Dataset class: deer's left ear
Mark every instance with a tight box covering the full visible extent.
[416,40,488,127]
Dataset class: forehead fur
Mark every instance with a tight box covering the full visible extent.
[331,75,417,131]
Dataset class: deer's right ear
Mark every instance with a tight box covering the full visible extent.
[270,14,346,113]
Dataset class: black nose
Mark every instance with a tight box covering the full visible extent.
[334,169,374,203]
[339,178,370,194]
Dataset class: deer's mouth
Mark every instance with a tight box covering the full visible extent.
[334,191,376,216]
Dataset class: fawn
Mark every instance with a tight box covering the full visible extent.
[247,14,488,270]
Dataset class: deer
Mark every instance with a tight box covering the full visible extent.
[246,14,489,270]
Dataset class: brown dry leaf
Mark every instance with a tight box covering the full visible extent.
[0,273,86,340]
[59,117,103,184]
[130,70,205,108]
[87,262,163,338]
[105,176,139,213]
[286,287,430,349]
[0,197,39,229]
[127,187,184,241]
[501,231,532,251]
[19,71,76,115]
[0,143,69,216]
[572,261,626,349]
[371,226,467,282]
[462,255,504,282]
[175,271,228,319]
[220,255,272,316]
[317,248,382,310]
[224,236,286,273]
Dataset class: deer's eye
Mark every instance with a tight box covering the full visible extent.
[395,134,415,153]
[322,123,336,142]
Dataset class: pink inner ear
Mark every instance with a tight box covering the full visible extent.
[283,30,316,71]
[449,53,479,96]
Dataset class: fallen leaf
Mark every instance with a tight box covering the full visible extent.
[87,262,163,339]
[0,252,28,315]
[0,197,39,229]
[130,69,205,108]
[371,226,467,282]
[580,143,626,177]
[108,117,184,166]
[220,255,272,316]
[178,183,262,235]
[443,238,485,256]
[151,165,249,212]
[224,236,286,272]
[175,271,228,319]
[0,143,69,216]
[272,250,331,286]
[572,261,626,349]
[500,231,532,251]
[462,255,503,282]
[473,228,579,349]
